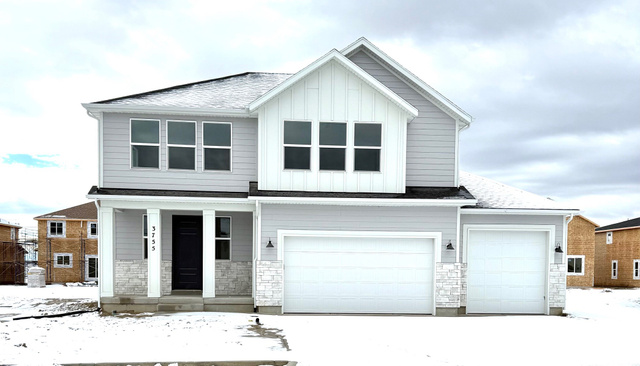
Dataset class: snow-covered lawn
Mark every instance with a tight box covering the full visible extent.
[1,285,639,365]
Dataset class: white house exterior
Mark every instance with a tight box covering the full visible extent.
[84,37,578,315]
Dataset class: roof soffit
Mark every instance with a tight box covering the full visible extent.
[248,49,418,117]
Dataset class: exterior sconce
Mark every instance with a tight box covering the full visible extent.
[446,240,454,250]
[555,242,563,253]
[266,238,274,248]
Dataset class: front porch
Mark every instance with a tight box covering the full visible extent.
[101,292,254,313]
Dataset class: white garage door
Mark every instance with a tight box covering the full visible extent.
[467,230,548,314]
[283,235,434,314]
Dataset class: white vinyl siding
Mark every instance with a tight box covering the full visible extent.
[103,114,257,192]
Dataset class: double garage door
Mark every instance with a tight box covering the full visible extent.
[283,235,434,314]
[466,230,548,314]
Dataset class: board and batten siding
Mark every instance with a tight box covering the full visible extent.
[349,50,456,187]
[114,209,252,262]
[102,113,257,192]
[460,213,565,263]
[258,59,410,193]
[260,204,457,262]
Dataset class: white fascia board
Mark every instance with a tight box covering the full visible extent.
[248,49,418,118]
[82,103,254,118]
[341,37,472,126]
[461,208,581,215]
[250,196,476,207]
[87,193,252,205]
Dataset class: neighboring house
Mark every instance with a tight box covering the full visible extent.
[34,203,98,283]
[83,37,579,315]
[566,215,598,287]
[0,219,23,284]
[595,217,640,287]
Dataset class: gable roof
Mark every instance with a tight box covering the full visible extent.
[459,171,579,212]
[574,215,599,227]
[341,37,472,126]
[34,202,97,220]
[248,49,419,117]
[596,217,640,232]
[83,72,292,115]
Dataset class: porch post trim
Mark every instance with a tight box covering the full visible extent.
[147,208,162,297]
[98,206,114,297]
[203,209,216,298]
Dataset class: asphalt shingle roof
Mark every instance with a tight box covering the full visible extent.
[96,72,292,110]
[459,171,578,211]
[596,217,640,232]
[34,202,97,220]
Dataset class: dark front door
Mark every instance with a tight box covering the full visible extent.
[172,215,203,290]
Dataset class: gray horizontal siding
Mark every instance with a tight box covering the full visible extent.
[460,214,565,263]
[102,113,257,192]
[115,209,145,260]
[349,51,456,187]
[260,204,457,262]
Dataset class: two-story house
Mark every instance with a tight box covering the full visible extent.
[594,217,640,287]
[84,38,578,315]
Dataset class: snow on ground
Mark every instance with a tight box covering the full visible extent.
[1,286,639,366]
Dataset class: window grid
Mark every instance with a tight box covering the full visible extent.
[130,119,160,169]
[166,120,197,170]
[203,121,232,172]
[612,260,618,279]
[48,221,65,238]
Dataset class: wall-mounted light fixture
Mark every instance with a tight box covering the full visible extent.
[266,238,274,248]
[446,240,454,250]
[555,242,563,253]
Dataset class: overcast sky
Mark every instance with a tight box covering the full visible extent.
[1,0,638,231]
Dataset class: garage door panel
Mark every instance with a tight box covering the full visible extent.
[284,235,434,314]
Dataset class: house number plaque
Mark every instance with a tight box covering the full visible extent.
[151,225,156,251]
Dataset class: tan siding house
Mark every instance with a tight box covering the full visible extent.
[594,217,640,287]
[35,203,98,283]
[567,216,597,287]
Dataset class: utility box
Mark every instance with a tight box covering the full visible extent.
[27,267,46,288]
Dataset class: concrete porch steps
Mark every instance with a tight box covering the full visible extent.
[102,295,254,314]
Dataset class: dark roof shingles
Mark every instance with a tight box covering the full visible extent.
[596,217,640,232]
[35,202,97,220]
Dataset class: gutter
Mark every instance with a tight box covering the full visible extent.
[82,103,255,118]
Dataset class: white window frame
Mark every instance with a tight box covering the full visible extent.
[319,121,347,171]
[634,260,640,280]
[567,255,585,276]
[612,260,618,279]
[48,221,66,238]
[215,216,232,261]
[203,121,232,172]
[54,253,73,268]
[85,255,98,281]
[87,222,98,238]
[142,214,148,259]
[353,122,383,172]
[606,231,613,244]
[10,227,16,240]
[283,120,312,171]
[130,118,160,169]
[166,120,197,171]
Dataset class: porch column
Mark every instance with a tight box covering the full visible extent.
[202,209,216,298]
[147,208,162,297]
[98,206,114,297]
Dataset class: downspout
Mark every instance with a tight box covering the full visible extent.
[563,214,576,262]
[85,110,103,188]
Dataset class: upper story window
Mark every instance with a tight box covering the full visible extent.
[10,227,16,240]
[283,121,311,170]
[167,120,196,170]
[606,232,613,244]
[203,122,232,171]
[131,119,160,168]
[354,123,382,172]
[48,221,65,238]
[567,255,584,276]
[88,222,98,238]
[319,122,347,171]
[215,216,231,260]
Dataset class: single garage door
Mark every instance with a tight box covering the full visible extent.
[467,230,547,314]
[283,235,434,314]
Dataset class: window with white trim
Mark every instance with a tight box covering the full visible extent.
[131,119,160,168]
[567,255,585,276]
[142,214,148,259]
[319,121,347,171]
[283,121,311,170]
[606,231,613,244]
[48,221,65,238]
[215,216,231,260]
[167,120,196,170]
[88,222,98,238]
[10,227,16,240]
[54,253,72,268]
[354,122,382,172]
[634,260,640,280]
[203,122,232,171]
[612,260,618,279]
[85,255,98,281]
